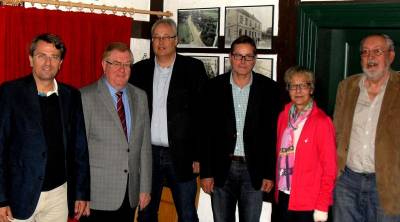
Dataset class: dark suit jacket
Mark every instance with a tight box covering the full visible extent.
[0,75,90,219]
[129,54,208,182]
[200,72,279,190]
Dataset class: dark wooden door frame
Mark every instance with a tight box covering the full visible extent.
[298,1,400,68]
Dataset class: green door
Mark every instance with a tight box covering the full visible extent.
[298,2,400,115]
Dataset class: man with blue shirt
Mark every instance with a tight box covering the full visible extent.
[80,42,152,222]
[200,35,279,222]
[129,18,208,222]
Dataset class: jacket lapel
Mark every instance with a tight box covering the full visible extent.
[376,71,400,140]
[24,75,44,134]
[97,79,128,142]
[126,86,137,144]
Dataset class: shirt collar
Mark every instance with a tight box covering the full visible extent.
[230,71,253,89]
[155,54,176,70]
[103,77,127,95]
[38,79,58,97]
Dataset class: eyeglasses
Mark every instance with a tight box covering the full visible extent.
[360,48,389,57]
[152,35,176,42]
[231,53,256,62]
[105,60,132,69]
[287,82,312,91]
[34,53,61,62]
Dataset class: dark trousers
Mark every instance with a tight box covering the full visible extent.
[137,146,198,222]
[211,160,263,222]
[277,191,313,222]
[80,187,135,222]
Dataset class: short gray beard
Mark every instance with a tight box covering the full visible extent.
[362,60,390,81]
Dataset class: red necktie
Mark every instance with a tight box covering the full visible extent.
[116,91,127,140]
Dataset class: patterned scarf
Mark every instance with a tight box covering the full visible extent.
[278,101,313,192]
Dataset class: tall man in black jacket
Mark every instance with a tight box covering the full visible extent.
[129,18,207,222]
[200,35,279,222]
[0,33,90,222]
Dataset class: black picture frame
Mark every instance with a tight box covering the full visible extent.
[224,5,274,49]
[177,7,220,48]
[192,55,219,79]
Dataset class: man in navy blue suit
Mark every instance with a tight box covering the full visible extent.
[0,33,90,222]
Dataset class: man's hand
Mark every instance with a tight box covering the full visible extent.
[0,206,13,222]
[200,178,214,194]
[74,201,89,220]
[192,161,200,174]
[260,179,274,193]
[138,193,151,210]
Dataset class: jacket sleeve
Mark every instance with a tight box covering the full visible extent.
[0,84,10,207]
[191,59,208,163]
[315,117,337,211]
[70,90,90,201]
[333,81,344,142]
[140,92,152,194]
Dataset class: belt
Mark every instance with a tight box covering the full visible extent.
[229,154,246,163]
[152,145,168,149]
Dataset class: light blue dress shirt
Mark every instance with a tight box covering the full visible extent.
[151,56,175,147]
[104,78,132,142]
[230,73,252,157]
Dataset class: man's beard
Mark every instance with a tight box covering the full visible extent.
[362,60,389,81]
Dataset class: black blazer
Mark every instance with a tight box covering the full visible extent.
[200,72,279,190]
[129,54,208,182]
[0,75,90,219]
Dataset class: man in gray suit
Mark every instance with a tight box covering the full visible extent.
[80,42,152,222]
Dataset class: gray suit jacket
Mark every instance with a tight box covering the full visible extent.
[80,78,151,210]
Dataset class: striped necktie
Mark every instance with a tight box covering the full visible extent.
[116,91,127,140]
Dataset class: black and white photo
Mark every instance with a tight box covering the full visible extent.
[225,5,274,49]
[193,56,219,78]
[177,7,220,48]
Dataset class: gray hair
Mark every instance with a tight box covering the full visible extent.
[360,34,395,51]
[284,66,315,89]
[151,18,177,37]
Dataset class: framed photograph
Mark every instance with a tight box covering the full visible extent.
[225,5,274,49]
[130,38,150,64]
[191,56,219,79]
[224,55,275,80]
[177,7,220,48]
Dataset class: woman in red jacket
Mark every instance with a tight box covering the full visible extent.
[275,66,337,222]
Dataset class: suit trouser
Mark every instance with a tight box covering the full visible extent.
[12,183,68,222]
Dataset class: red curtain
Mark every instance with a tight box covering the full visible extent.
[0,6,132,88]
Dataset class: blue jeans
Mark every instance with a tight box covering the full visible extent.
[334,167,400,222]
[211,160,263,222]
[137,146,198,222]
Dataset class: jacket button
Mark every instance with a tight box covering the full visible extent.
[124,169,128,173]
[38,176,43,180]
[42,152,46,158]
[127,149,130,152]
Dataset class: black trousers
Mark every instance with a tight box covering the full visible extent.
[80,186,135,222]
[277,191,314,222]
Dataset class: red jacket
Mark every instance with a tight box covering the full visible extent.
[275,102,337,212]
